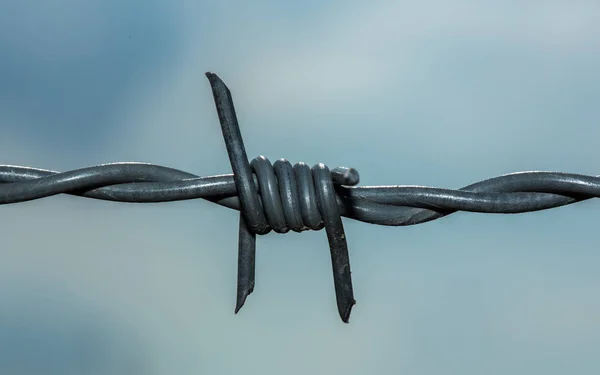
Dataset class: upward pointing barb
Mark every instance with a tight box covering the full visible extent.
[205,72,357,323]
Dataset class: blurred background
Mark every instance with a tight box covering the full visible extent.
[1,0,599,374]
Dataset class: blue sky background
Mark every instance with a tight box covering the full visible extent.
[1,1,599,374]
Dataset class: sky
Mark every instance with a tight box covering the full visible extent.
[0,0,599,374]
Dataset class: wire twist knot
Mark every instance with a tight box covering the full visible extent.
[242,156,360,234]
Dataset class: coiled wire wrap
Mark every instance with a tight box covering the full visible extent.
[246,156,360,233]
[1,72,599,323]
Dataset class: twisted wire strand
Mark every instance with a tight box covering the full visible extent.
[2,72,598,323]
[1,164,596,222]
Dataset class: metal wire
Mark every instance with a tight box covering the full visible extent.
[1,72,598,323]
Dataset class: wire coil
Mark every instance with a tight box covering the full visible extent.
[241,156,360,233]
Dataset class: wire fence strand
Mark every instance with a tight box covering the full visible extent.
[2,72,597,323]
[1,164,598,224]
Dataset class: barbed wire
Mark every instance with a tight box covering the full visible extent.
[2,72,598,323]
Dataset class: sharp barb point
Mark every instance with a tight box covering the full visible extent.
[235,283,254,314]
[341,299,356,323]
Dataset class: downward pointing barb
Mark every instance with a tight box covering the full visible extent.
[235,215,256,314]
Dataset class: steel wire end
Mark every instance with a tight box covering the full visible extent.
[235,216,256,314]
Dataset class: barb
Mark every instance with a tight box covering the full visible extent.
[1,73,599,323]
